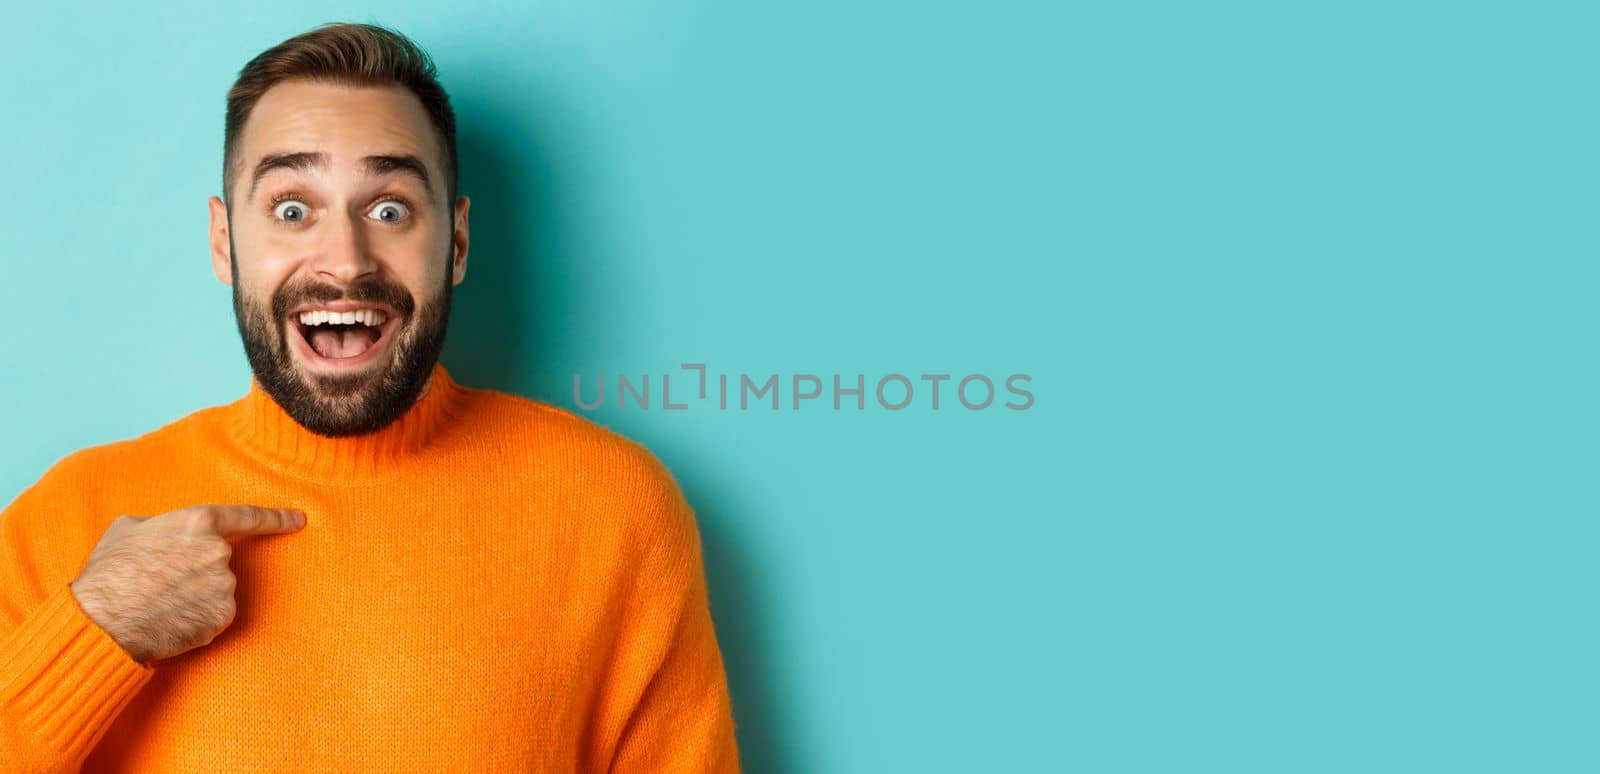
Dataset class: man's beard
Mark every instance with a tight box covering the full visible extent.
[229,236,453,438]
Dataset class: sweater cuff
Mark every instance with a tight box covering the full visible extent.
[0,582,155,756]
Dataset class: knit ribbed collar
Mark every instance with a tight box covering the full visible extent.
[223,362,468,480]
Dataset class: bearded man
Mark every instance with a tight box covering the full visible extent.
[0,22,740,773]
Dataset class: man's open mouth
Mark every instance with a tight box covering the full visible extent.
[288,306,401,365]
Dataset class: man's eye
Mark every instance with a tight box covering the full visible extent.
[273,200,309,223]
[369,200,409,223]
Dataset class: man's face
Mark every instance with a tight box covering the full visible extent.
[208,79,469,437]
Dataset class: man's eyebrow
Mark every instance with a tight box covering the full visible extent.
[245,151,435,202]
[361,154,435,199]
[248,151,327,201]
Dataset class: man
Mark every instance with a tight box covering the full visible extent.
[0,22,740,772]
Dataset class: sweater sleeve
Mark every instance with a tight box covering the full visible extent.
[0,457,156,773]
[605,488,741,773]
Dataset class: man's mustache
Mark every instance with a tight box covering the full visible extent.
[270,282,415,322]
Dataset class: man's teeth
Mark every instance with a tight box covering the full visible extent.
[296,309,388,326]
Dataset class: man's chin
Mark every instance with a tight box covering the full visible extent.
[270,361,408,436]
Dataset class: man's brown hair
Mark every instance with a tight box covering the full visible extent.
[222,22,458,208]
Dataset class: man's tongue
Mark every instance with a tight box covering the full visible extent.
[309,326,379,359]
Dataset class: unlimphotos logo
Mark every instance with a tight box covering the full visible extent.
[574,363,1034,412]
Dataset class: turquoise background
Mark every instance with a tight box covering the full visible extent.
[1,1,1594,771]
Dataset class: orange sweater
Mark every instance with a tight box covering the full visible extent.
[0,363,741,772]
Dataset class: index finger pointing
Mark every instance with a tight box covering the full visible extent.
[207,505,306,538]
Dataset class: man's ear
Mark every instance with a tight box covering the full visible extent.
[451,195,471,286]
[208,196,233,286]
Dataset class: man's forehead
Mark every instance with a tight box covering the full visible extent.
[251,79,426,129]
[234,80,444,199]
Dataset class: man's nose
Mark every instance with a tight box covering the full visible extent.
[310,207,378,284]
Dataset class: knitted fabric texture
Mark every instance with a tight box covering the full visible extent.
[0,363,741,772]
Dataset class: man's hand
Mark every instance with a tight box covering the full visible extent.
[68,504,306,664]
